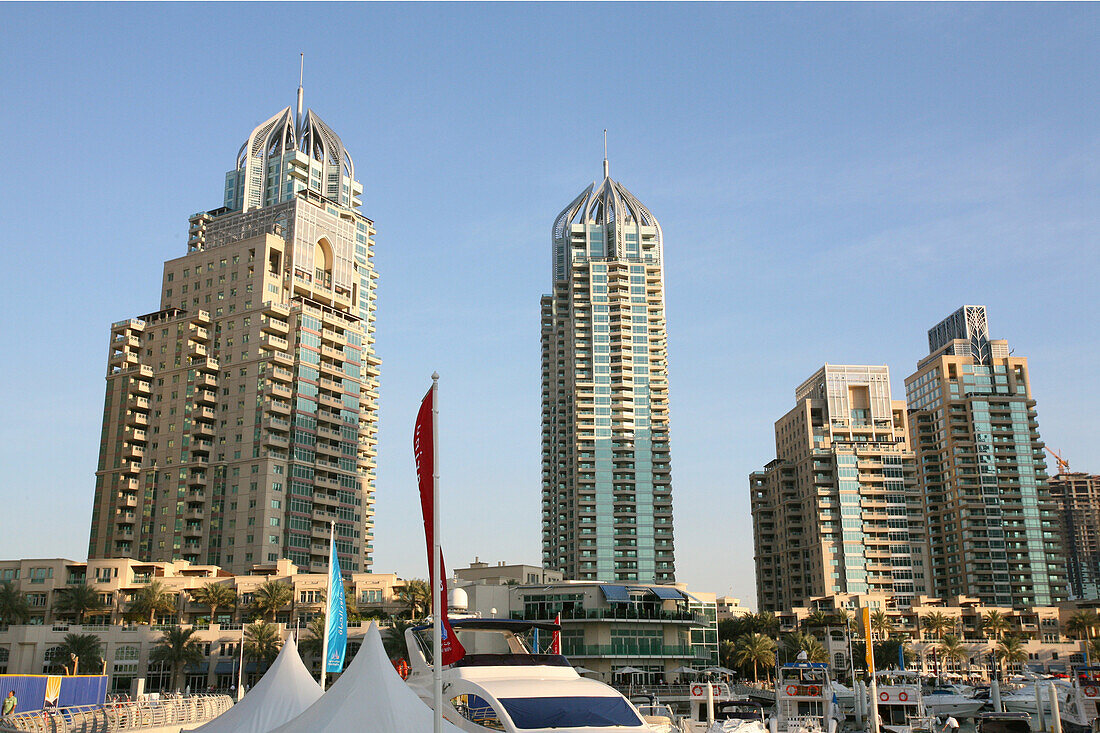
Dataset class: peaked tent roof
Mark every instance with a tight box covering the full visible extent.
[269,622,463,733]
[192,636,322,733]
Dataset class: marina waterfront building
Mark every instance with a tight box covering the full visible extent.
[0,556,405,691]
[540,157,675,584]
[1049,471,1100,600]
[751,365,929,614]
[905,305,1065,606]
[89,87,380,575]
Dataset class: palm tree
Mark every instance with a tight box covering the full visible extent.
[1086,638,1100,664]
[996,636,1027,675]
[54,584,106,624]
[150,626,205,691]
[244,621,282,675]
[783,631,828,663]
[0,582,30,625]
[398,579,431,620]
[719,639,737,669]
[922,612,953,641]
[753,611,781,639]
[299,615,327,662]
[250,580,293,622]
[733,633,776,683]
[982,610,1010,641]
[1066,610,1099,664]
[804,610,831,630]
[383,620,415,663]
[870,610,894,641]
[937,634,969,674]
[190,582,237,626]
[52,633,103,674]
[128,580,177,625]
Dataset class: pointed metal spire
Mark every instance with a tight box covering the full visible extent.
[296,54,305,131]
[603,129,609,179]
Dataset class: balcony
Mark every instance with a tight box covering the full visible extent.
[192,422,214,438]
[189,342,208,359]
[193,357,219,373]
[261,333,289,352]
[195,373,217,388]
[195,388,216,405]
[270,366,293,384]
[260,316,289,335]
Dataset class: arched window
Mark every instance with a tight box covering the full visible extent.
[314,239,333,289]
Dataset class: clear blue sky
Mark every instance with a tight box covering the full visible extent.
[1,3,1097,608]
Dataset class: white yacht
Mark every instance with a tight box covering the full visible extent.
[769,663,842,733]
[922,684,985,719]
[873,670,935,733]
[1000,677,1069,718]
[1059,666,1100,733]
[404,618,651,732]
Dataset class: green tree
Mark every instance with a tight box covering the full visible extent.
[128,580,177,625]
[1066,610,1098,640]
[804,610,832,630]
[995,636,1027,675]
[383,620,415,663]
[190,582,237,626]
[783,631,828,663]
[753,611,781,639]
[870,610,894,640]
[55,584,106,624]
[719,639,736,669]
[922,612,953,641]
[733,633,776,683]
[52,633,104,674]
[150,626,205,691]
[300,615,327,661]
[0,582,30,625]
[244,621,282,674]
[250,580,293,622]
[982,610,1010,641]
[398,579,431,620]
[937,634,969,673]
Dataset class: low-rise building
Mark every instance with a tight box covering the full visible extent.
[716,596,752,622]
[0,556,410,692]
[452,565,718,686]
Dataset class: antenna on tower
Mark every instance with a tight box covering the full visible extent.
[296,54,305,130]
[603,129,609,178]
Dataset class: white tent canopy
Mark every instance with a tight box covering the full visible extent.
[192,636,321,733]
[269,622,463,733]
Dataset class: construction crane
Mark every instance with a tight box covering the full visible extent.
[1046,446,1070,474]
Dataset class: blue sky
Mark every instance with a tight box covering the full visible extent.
[1,3,1097,607]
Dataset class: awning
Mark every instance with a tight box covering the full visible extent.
[600,585,631,603]
[649,587,687,601]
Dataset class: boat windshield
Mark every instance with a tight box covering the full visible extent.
[498,696,643,729]
[978,720,1031,733]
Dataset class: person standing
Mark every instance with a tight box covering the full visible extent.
[2,691,16,717]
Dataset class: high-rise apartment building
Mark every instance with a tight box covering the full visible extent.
[751,365,928,614]
[905,305,1064,606]
[540,158,674,584]
[90,88,380,575]
[1049,471,1100,600]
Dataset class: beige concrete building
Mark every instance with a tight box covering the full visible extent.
[455,559,564,586]
[751,365,929,614]
[0,556,407,692]
[1049,471,1100,600]
[780,592,1083,678]
[541,159,675,584]
[715,596,752,622]
[89,91,379,575]
[905,306,1065,606]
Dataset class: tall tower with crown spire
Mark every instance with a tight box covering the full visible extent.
[540,159,676,584]
[88,88,379,576]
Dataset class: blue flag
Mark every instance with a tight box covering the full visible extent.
[325,540,347,673]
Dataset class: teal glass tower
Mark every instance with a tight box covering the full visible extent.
[540,157,675,584]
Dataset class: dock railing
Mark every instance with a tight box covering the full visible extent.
[0,693,232,733]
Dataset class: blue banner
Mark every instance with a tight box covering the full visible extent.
[325,539,347,673]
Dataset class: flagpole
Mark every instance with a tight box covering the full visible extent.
[237,624,245,701]
[321,520,334,691]
[432,372,443,733]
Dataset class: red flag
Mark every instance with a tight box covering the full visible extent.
[413,385,465,666]
[552,612,561,655]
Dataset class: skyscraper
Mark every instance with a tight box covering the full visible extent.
[1048,470,1100,600]
[750,365,928,613]
[89,85,380,575]
[905,305,1065,606]
[540,157,675,584]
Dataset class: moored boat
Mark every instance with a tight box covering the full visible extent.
[769,662,842,733]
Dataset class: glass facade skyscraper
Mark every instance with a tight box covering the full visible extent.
[89,89,379,575]
[905,306,1065,606]
[541,159,675,584]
